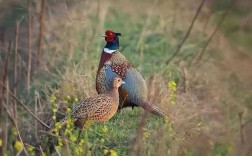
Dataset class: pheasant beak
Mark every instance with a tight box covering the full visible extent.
[101,35,107,37]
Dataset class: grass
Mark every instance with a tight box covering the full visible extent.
[0,3,26,28]
[0,0,252,155]
[211,0,252,52]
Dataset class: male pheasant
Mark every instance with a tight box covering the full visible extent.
[96,30,166,116]
[53,77,124,130]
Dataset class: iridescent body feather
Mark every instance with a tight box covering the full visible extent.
[96,30,166,116]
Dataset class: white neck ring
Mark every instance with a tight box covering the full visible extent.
[103,48,117,54]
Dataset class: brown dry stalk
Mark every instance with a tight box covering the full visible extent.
[195,0,237,64]
[39,145,45,156]
[2,100,28,156]
[1,101,12,154]
[1,41,11,118]
[34,91,42,139]
[2,41,11,98]
[27,0,32,94]
[13,20,20,122]
[181,65,188,93]
[0,95,7,154]
[165,0,207,65]
[131,112,148,156]
[14,121,29,156]
[35,91,39,139]
[37,0,45,66]
[0,41,11,154]
[238,112,245,144]
[147,75,156,99]
[171,1,178,35]
[0,81,50,129]
[0,28,4,45]
[136,0,159,63]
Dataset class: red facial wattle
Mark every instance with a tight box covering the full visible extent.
[105,30,115,43]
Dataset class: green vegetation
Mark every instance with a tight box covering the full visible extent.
[212,0,252,52]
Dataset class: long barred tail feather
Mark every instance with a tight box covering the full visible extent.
[138,99,167,116]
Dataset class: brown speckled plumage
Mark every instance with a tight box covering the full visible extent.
[110,52,131,79]
[58,77,124,129]
[45,78,123,153]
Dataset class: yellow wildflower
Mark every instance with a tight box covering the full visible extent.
[102,126,108,134]
[51,95,56,100]
[84,120,93,127]
[52,115,56,120]
[104,149,117,156]
[11,128,18,136]
[55,122,62,129]
[74,146,84,154]
[164,115,169,124]
[0,139,3,147]
[55,146,61,151]
[74,97,78,102]
[143,130,150,139]
[53,103,57,108]
[27,146,34,152]
[168,81,177,105]
[103,149,109,155]
[79,139,85,145]
[50,95,56,103]
[14,140,23,151]
[58,138,63,147]
[110,150,118,156]
[100,138,105,144]
[167,125,173,136]
[87,150,91,156]
[58,142,63,147]
[197,118,205,127]
[70,135,77,142]
[64,129,71,135]
[66,95,71,100]
[168,81,177,91]
[66,118,73,125]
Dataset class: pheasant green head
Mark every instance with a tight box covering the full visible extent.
[103,30,121,53]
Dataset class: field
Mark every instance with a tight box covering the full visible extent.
[0,0,252,155]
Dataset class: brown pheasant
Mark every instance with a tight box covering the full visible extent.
[55,77,125,129]
[43,77,124,151]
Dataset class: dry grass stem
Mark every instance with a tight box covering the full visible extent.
[37,0,45,66]
[27,0,32,93]
[166,0,207,65]
[0,81,50,129]
[195,0,238,63]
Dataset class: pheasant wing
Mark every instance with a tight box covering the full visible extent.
[70,95,111,119]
